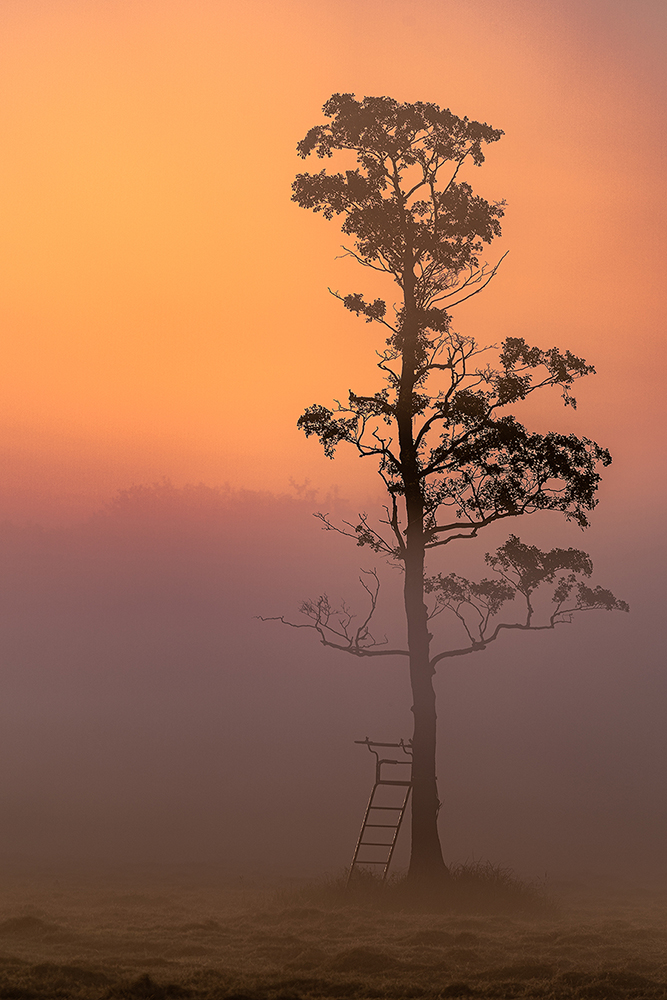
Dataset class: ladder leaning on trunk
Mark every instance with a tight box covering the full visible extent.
[347,738,412,885]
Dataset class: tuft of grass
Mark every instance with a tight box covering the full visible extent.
[279,860,556,916]
[444,859,557,916]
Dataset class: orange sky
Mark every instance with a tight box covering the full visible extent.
[0,0,665,522]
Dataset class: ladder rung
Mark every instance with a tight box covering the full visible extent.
[365,823,399,828]
[359,841,394,847]
[368,805,404,810]
[376,780,412,786]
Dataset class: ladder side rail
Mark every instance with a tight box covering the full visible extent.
[381,785,412,879]
[347,782,383,885]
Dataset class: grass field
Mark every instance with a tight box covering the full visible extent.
[0,865,666,999]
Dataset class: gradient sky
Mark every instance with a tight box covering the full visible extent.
[0,0,665,879]
[0,0,665,520]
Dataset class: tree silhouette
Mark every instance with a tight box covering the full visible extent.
[272,94,627,886]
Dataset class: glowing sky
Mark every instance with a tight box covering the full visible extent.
[0,0,665,521]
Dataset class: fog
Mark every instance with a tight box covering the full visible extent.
[0,479,663,885]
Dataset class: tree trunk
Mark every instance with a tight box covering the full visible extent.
[398,256,450,886]
[404,513,450,884]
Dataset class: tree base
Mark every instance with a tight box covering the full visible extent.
[405,859,453,899]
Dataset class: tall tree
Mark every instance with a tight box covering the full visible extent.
[275,94,627,886]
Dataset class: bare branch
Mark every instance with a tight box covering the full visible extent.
[431,251,510,309]
[258,570,409,659]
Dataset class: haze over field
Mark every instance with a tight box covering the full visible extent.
[0,0,665,887]
[0,478,662,882]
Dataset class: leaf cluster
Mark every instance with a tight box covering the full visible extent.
[423,534,628,659]
[293,93,504,301]
[298,331,609,543]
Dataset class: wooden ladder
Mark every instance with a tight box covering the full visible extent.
[347,739,412,885]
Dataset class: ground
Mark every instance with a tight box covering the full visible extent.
[0,865,666,999]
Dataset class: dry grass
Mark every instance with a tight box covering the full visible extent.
[282,862,555,917]
[0,864,665,999]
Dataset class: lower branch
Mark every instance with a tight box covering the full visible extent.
[258,571,408,658]
[258,616,409,658]
[429,620,555,668]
